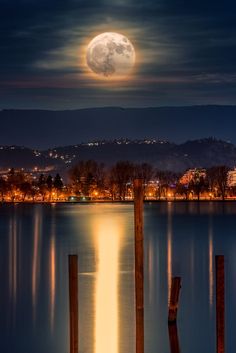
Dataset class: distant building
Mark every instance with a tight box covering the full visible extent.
[227,168,236,187]
[180,168,206,185]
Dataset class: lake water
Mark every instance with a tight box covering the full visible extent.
[1,202,236,353]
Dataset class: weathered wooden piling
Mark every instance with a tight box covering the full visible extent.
[168,277,181,324]
[168,323,180,353]
[216,255,225,353]
[68,255,79,353]
[134,179,144,353]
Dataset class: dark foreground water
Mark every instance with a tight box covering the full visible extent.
[0,202,236,353]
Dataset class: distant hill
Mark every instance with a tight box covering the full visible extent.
[0,138,236,173]
[0,146,56,169]
[0,105,236,148]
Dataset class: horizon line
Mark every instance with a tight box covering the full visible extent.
[0,136,233,151]
[1,104,236,112]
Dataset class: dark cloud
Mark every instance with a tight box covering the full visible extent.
[0,0,236,108]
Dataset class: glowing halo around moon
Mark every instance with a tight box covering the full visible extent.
[86,32,136,79]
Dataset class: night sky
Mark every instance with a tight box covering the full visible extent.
[1,0,236,110]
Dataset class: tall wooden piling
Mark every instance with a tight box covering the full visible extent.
[134,179,144,353]
[216,255,225,353]
[68,255,79,353]
[168,277,181,324]
[168,324,180,353]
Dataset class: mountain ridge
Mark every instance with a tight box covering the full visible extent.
[2,104,236,112]
[0,137,236,173]
[1,105,236,149]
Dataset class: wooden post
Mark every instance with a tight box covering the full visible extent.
[68,255,78,353]
[168,277,181,324]
[134,179,144,353]
[216,255,225,353]
[168,324,180,353]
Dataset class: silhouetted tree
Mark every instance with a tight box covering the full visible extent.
[176,183,190,200]
[20,181,32,201]
[69,160,105,196]
[46,175,53,190]
[109,161,135,200]
[135,163,154,182]
[53,173,63,199]
[38,174,45,187]
[156,170,177,199]
[206,166,229,200]
[0,177,7,202]
[7,168,26,201]
[46,175,53,201]
[134,163,154,197]
[54,174,63,190]
[189,174,207,200]
[37,174,47,201]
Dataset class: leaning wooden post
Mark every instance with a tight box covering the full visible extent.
[168,323,180,353]
[134,179,144,353]
[216,255,225,353]
[68,255,79,353]
[168,277,181,324]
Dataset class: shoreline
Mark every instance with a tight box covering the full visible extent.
[1,199,236,205]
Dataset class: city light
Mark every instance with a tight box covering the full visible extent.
[0,165,235,202]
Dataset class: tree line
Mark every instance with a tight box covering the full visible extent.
[0,168,64,202]
[0,162,232,202]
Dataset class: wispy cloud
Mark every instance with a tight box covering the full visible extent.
[0,0,236,108]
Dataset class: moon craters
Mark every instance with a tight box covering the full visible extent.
[86,32,135,78]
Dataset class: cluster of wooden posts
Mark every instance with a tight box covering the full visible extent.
[165,259,224,353]
[68,179,225,353]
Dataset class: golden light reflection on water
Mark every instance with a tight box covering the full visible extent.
[32,208,42,323]
[167,203,172,301]
[93,214,123,353]
[49,226,56,333]
[148,240,154,304]
[8,214,17,307]
[208,219,214,309]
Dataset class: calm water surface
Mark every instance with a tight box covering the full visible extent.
[1,202,236,353]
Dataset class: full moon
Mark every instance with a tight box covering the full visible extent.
[86,32,135,78]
